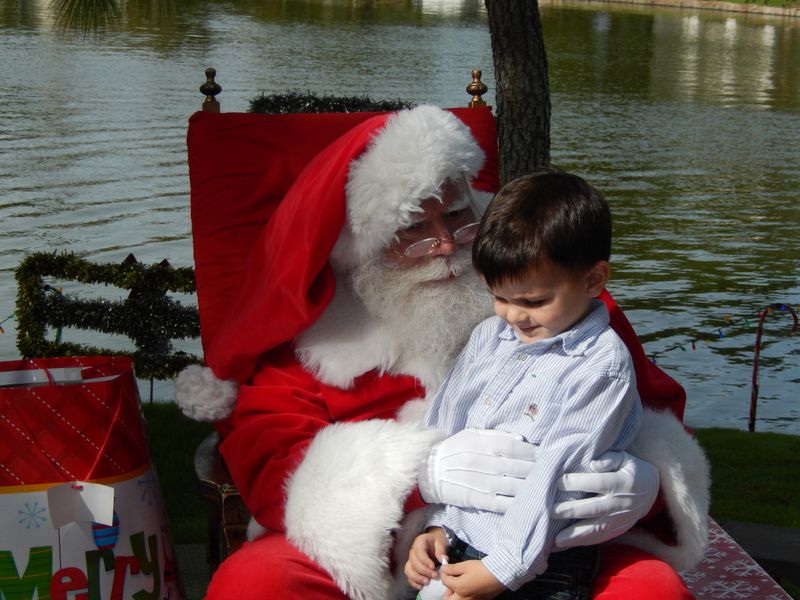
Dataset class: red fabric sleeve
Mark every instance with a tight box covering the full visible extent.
[599,289,686,421]
[218,345,423,531]
[403,487,427,514]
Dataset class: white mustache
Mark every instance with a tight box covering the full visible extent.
[410,250,473,282]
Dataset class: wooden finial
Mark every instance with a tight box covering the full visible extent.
[466,69,488,108]
[200,67,222,113]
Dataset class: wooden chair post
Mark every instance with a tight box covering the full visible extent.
[195,432,249,571]
[200,68,222,113]
[466,68,488,108]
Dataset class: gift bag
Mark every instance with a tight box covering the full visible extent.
[0,356,184,600]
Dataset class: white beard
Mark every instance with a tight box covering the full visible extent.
[352,248,492,385]
[295,248,492,391]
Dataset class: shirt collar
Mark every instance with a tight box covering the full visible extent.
[497,299,610,356]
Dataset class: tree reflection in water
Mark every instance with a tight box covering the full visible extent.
[35,0,176,32]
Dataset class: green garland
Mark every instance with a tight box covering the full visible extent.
[249,91,413,114]
[15,251,202,380]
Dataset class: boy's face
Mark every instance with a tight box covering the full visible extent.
[489,260,609,343]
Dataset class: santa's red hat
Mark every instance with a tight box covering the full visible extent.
[177,106,490,421]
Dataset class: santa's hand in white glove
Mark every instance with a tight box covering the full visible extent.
[552,450,660,549]
[417,429,536,513]
[418,431,659,545]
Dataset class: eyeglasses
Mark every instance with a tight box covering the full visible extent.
[402,222,480,258]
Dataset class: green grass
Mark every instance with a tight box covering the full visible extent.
[143,402,213,544]
[706,0,800,9]
[694,427,800,529]
[141,404,800,545]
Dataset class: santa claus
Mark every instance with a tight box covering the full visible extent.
[177,105,709,599]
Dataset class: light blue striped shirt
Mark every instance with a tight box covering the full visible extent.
[424,299,642,590]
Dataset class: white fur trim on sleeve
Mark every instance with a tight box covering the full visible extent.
[618,408,711,571]
[284,419,442,600]
[174,364,238,422]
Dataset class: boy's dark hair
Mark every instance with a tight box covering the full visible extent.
[472,168,612,288]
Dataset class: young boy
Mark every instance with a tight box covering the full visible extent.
[405,169,643,600]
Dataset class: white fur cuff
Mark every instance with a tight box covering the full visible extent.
[618,409,711,571]
[174,364,238,421]
[284,419,441,600]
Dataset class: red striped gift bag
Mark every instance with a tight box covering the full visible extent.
[0,356,183,600]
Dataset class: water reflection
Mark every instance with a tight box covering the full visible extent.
[1,0,489,30]
[543,3,800,111]
[0,0,798,431]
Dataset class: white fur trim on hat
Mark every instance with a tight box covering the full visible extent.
[174,364,238,421]
[618,408,711,571]
[331,105,485,271]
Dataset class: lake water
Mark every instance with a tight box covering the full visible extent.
[1,0,798,433]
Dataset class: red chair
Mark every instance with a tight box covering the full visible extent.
[188,68,496,571]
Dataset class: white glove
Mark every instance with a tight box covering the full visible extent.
[418,429,537,513]
[552,451,660,549]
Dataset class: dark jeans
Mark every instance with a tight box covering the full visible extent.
[448,538,599,600]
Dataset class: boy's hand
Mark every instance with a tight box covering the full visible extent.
[405,527,449,590]
[440,559,506,600]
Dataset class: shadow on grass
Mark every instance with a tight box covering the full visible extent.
[143,402,214,544]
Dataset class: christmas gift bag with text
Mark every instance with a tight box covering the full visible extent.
[0,356,184,600]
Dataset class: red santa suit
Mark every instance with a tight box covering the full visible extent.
[177,106,709,600]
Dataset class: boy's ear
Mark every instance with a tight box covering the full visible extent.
[585,261,611,297]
